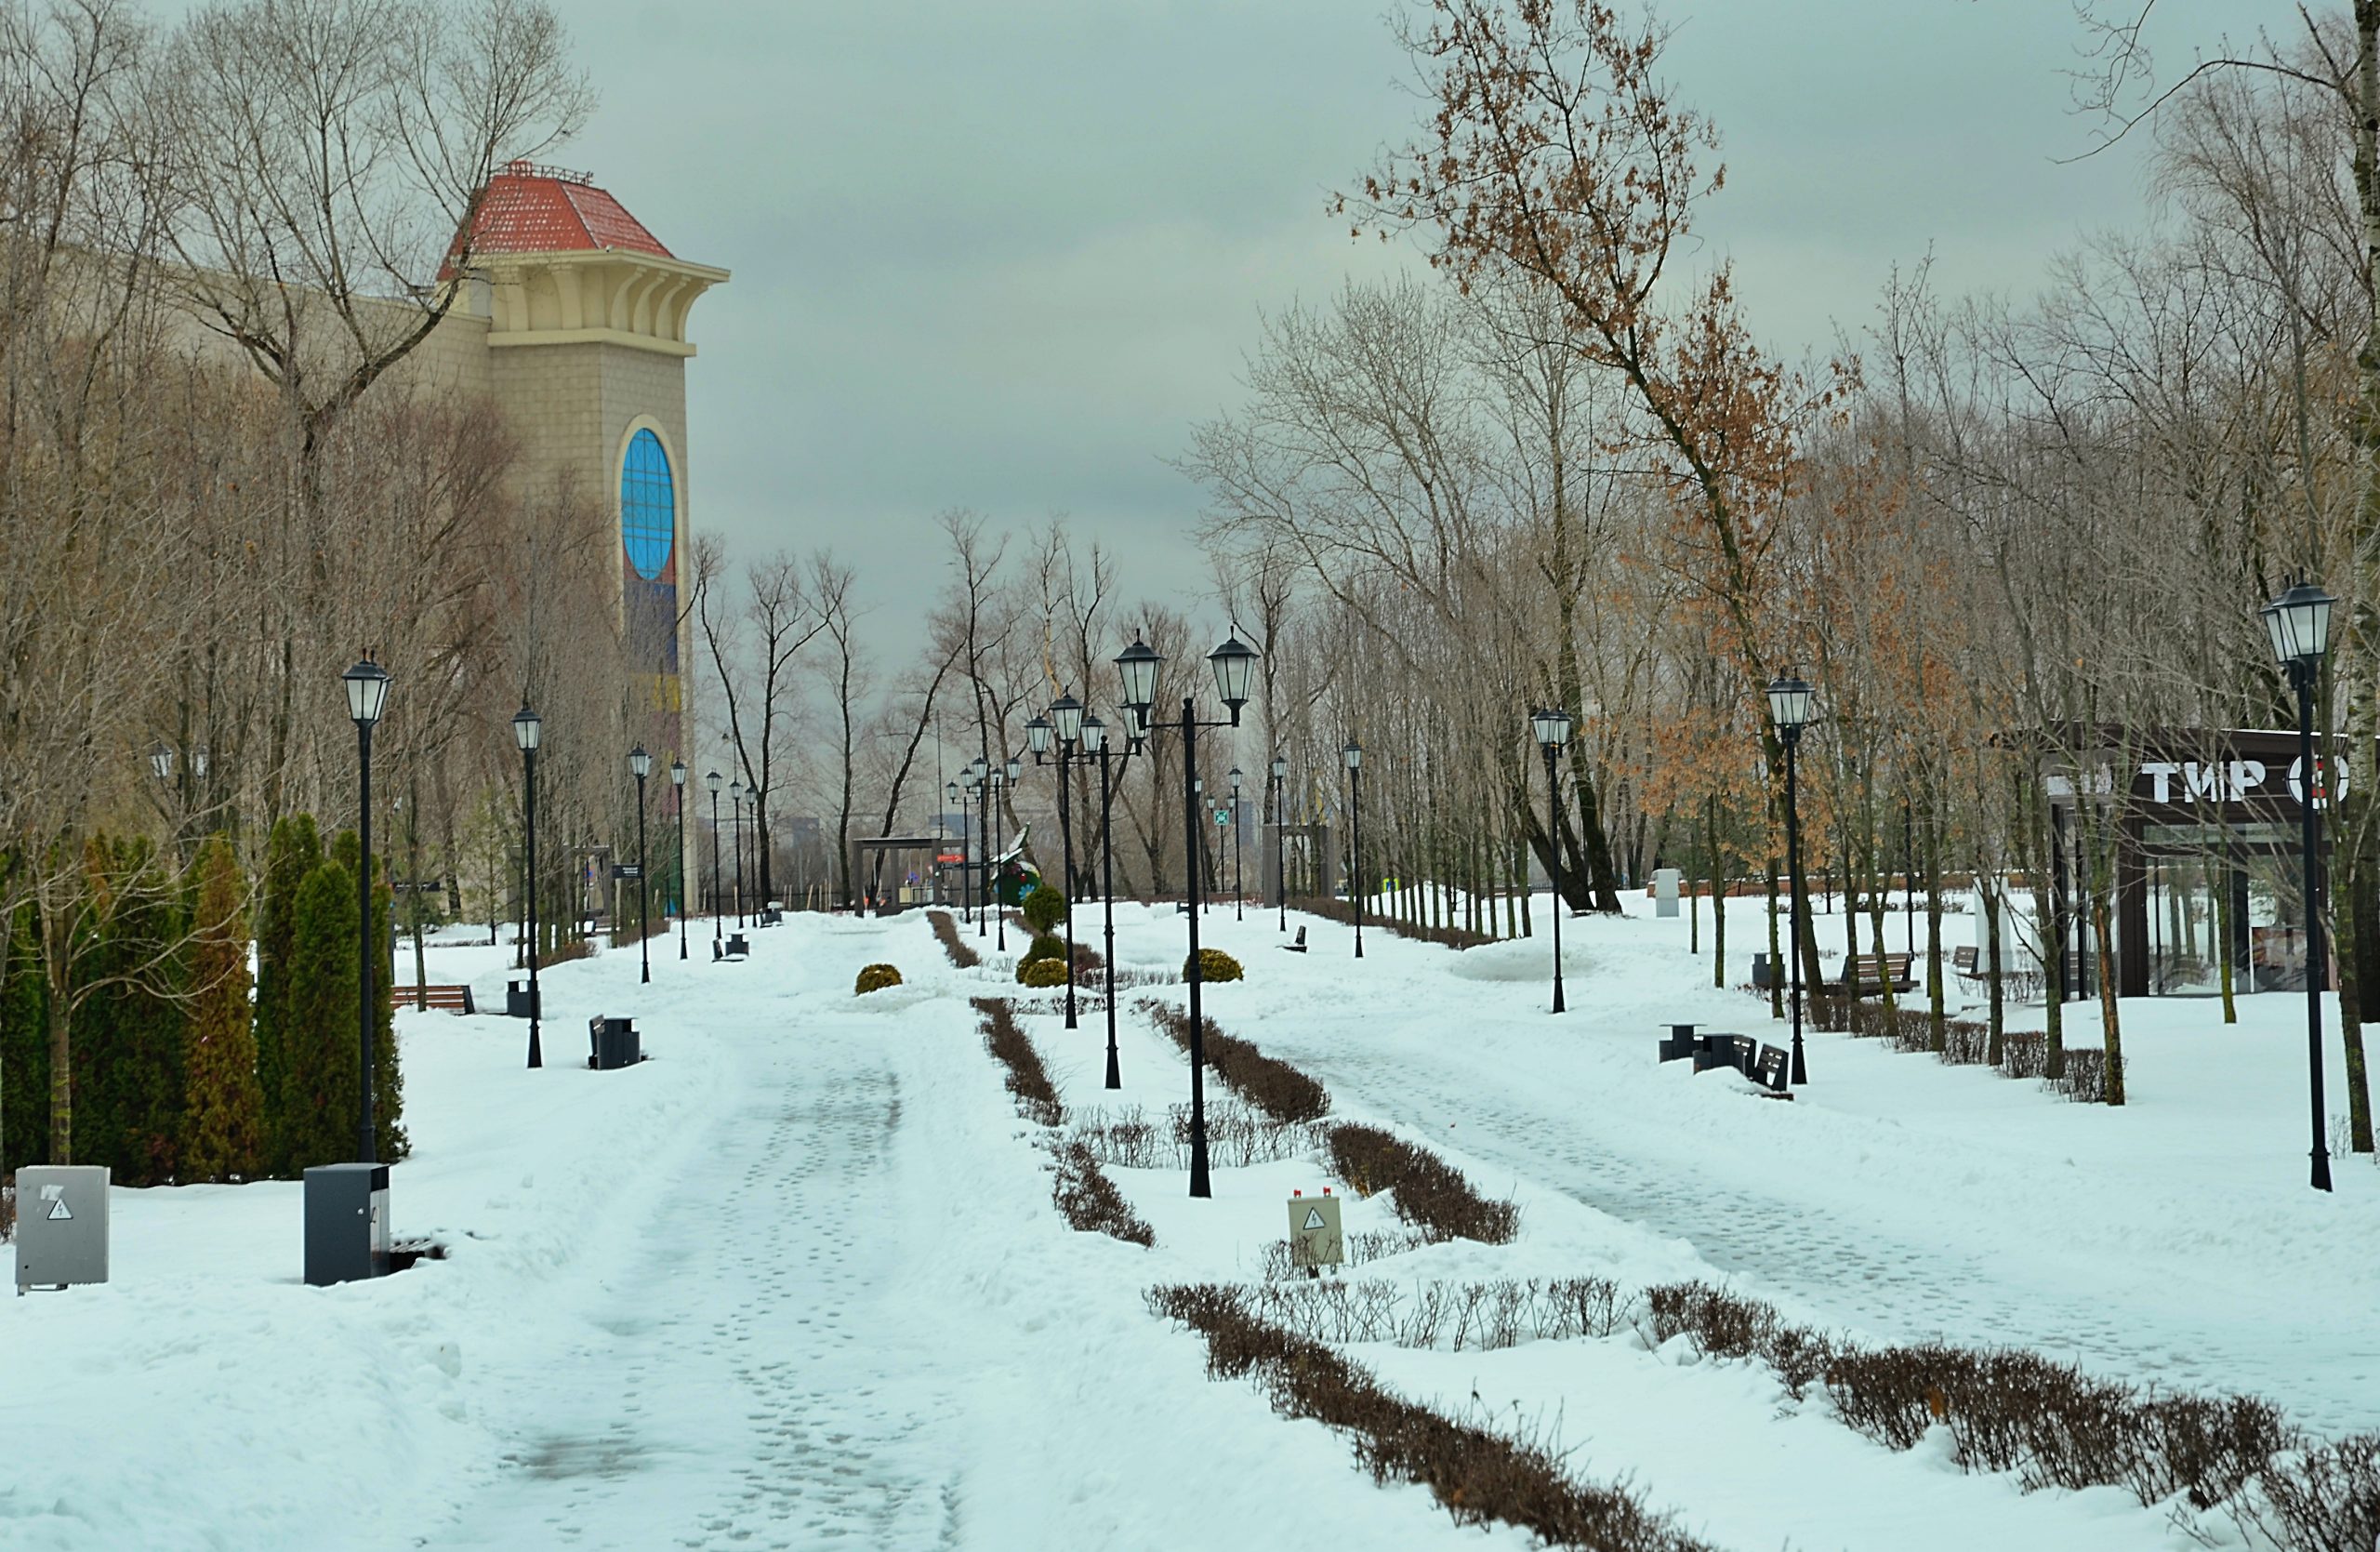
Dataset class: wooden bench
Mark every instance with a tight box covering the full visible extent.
[1838,953,1915,995]
[391,984,475,1015]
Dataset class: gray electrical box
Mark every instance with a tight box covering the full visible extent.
[15,1165,110,1294]
[588,1015,641,1070]
[303,1162,390,1287]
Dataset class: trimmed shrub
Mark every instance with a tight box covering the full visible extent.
[973,996,1062,1127]
[1327,1122,1518,1244]
[1021,883,1068,936]
[926,909,981,969]
[1146,1284,1716,1550]
[1051,1139,1155,1246]
[1020,933,1066,967]
[180,838,264,1182]
[1017,956,1069,988]
[1184,947,1244,983]
[1141,1000,1329,1121]
[855,962,903,994]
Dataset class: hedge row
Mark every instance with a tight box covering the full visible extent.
[1137,998,1329,1122]
[972,996,1061,1128]
[926,909,981,969]
[1288,895,1492,950]
[1148,1283,1715,1552]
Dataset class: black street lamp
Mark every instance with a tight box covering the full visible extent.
[1766,673,1817,1086]
[1531,707,1573,1014]
[729,780,747,929]
[945,778,965,914]
[1081,712,1127,1090]
[2262,579,2337,1193]
[705,770,723,946]
[1271,752,1289,931]
[342,657,391,1160]
[996,758,1020,951]
[512,703,543,1069]
[970,756,990,937]
[671,759,688,961]
[1343,739,1365,959]
[1035,695,1089,1030]
[1114,628,1259,1199]
[629,744,653,985]
[1228,767,1244,921]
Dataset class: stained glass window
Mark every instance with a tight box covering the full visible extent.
[621,429,675,580]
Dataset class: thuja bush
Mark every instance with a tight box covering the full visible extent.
[854,963,903,994]
[1183,947,1244,982]
[1139,999,1329,1122]
[972,997,1061,1127]
[1021,883,1067,936]
[1327,1122,1519,1245]
[1050,1138,1155,1247]
[180,838,264,1183]
[1019,933,1066,968]
[1017,957,1069,988]
[926,909,981,969]
[1146,1284,1715,1551]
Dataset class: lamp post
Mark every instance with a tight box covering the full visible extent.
[996,758,1019,951]
[512,704,543,1069]
[1766,674,1816,1086]
[970,756,990,937]
[1531,708,1573,1014]
[1228,767,1244,921]
[342,657,391,1160]
[1082,713,1126,1089]
[1271,753,1289,931]
[1343,739,1365,959]
[2261,579,2337,1193]
[945,779,964,913]
[729,781,747,929]
[629,745,653,985]
[1114,628,1259,1199]
[705,770,723,947]
[1036,696,1089,1030]
[671,759,688,961]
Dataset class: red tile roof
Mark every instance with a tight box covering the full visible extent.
[451,162,673,266]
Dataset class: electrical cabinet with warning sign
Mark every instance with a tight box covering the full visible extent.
[1286,1190,1343,1273]
[15,1164,110,1293]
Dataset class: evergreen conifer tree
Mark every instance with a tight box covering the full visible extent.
[332,829,406,1161]
[70,839,190,1186]
[280,858,360,1168]
[1,903,48,1177]
[180,838,263,1181]
[256,815,321,1175]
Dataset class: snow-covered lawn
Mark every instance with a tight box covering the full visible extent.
[0,896,2369,1550]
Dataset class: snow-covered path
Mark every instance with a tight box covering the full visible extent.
[432,1026,963,1549]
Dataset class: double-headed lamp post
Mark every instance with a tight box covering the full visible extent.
[2261,579,2337,1193]
[512,704,544,1069]
[1343,739,1365,959]
[342,657,391,1161]
[945,779,966,913]
[970,756,991,937]
[1530,708,1574,1014]
[1766,674,1816,1086]
[1031,696,1089,1030]
[1115,629,1259,1199]
[1081,712,1127,1090]
[671,759,689,961]
[1228,767,1245,921]
[629,745,653,984]
[705,770,724,946]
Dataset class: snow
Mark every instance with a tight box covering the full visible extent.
[0,895,2369,1550]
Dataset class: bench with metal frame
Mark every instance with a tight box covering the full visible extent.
[390,984,475,1015]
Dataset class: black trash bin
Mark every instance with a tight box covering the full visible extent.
[506,978,540,1018]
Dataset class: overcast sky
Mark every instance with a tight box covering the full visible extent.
[555,0,2243,645]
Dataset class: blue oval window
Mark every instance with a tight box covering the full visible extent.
[621,429,675,580]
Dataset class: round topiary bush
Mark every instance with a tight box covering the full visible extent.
[1021,883,1068,936]
[1019,933,1066,968]
[1184,948,1244,983]
[1017,955,1070,988]
[855,963,903,994]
